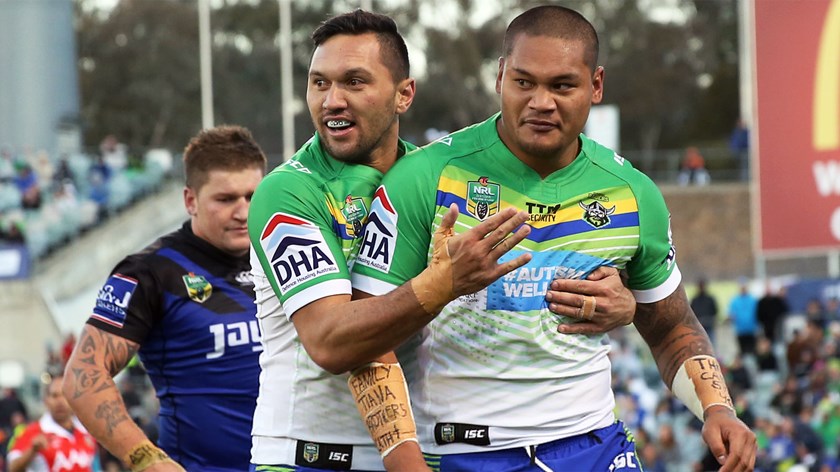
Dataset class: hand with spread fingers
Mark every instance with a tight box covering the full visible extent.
[445,204,533,299]
[545,266,636,334]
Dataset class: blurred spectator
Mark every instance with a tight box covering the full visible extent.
[826,298,840,325]
[756,336,780,372]
[99,135,128,171]
[0,148,17,183]
[677,146,710,186]
[767,417,797,470]
[0,216,26,243]
[729,118,750,181]
[726,356,753,394]
[757,283,790,346]
[87,155,111,219]
[733,392,756,429]
[728,279,759,356]
[787,328,818,383]
[6,374,96,472]
[793,406,824,470]
[13,164,41,209]
[690,278,718,344]
[30,150,54,187]
[0,387,28,437]
[654,423,686,471]
[53,156,76,191]
[806,298,830,329]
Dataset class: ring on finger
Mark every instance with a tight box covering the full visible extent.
[579,295,597,320]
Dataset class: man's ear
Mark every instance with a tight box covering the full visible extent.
[495,57,505,95]
[395,77,416,115]
[184,186,197,216]
[591,66,605,105]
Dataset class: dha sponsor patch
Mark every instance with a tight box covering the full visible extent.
[486,251,603,311]
[355,187,397,274]
[183,272,212,303]
[466,176,500,221]
[91,273,138,328]
[259,213,339,296]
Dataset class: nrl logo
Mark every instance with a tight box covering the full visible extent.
[303,443,319,463]
[579,200,616,228]
[183,273,212,303]
[341,194,368,238]
[440,424,456,443]
[466,176,500,221]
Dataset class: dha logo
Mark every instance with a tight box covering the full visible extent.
[259,213,339,295]
[355,187,397,273]
[814,0,840,150]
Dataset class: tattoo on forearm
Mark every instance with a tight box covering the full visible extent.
[102,332,138,376]
[635,285,715,384]
[95,399,130,437]
[68,327,138,398]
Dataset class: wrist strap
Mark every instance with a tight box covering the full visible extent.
[124,440,177,472]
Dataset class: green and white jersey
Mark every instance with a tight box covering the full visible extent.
[248,133,415,470]
[352,114,679,454]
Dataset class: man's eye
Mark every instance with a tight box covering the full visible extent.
[349,78,363,87]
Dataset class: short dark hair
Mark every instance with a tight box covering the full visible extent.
[503,5,599,72]
[311,9,410,81]
[183,125,267,191]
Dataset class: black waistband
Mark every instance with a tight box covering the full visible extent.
[294,440,354,470]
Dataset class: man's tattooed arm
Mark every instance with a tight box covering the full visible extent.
[62,324,149,462]
[633,283,717,386]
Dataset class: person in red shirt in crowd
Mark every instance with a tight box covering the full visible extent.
[6,375,96,472]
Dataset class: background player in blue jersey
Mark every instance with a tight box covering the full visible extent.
[351,5,757,472]
[63,125,267,472]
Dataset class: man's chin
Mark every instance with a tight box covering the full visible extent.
[321,141,370,164]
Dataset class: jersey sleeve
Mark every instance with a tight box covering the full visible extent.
[625,176,681,303]
[352,149,438,296]
[6,423,36,461]
[86,257,161,344]
[249,169,351,317]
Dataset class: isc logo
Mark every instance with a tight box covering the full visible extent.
[464,429,485,439]
[329,452,350,463]
[608,451,638,470]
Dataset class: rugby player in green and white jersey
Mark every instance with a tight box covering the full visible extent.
[352,5,756,472]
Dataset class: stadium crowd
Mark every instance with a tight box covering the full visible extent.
[0,137,169,260]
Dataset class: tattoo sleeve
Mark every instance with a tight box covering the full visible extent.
[633,283,716,386]
[63,324,146,461]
